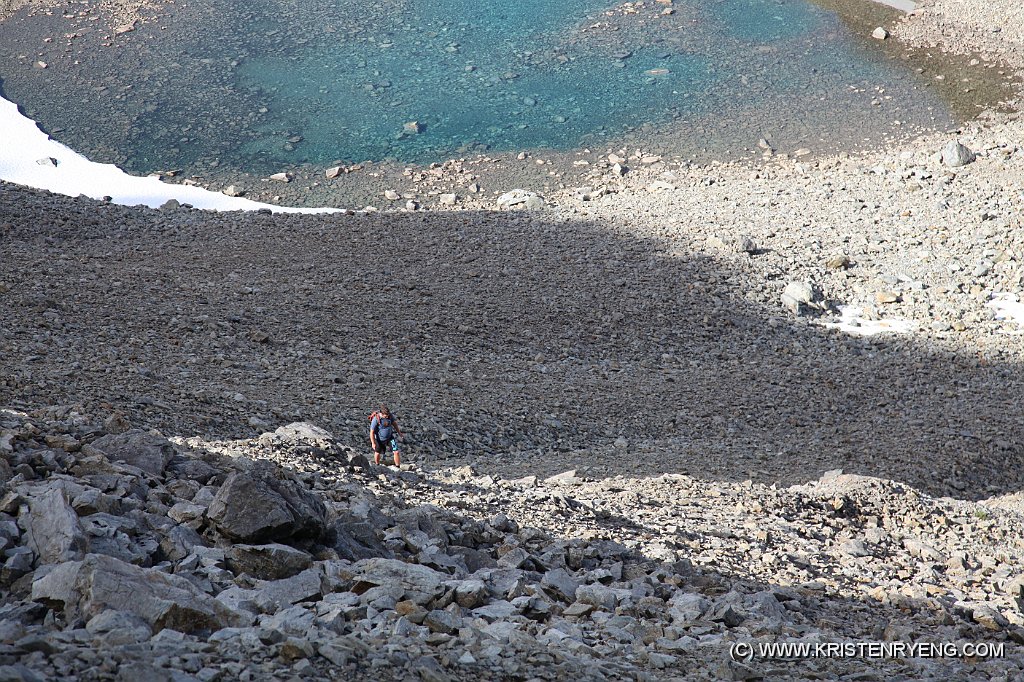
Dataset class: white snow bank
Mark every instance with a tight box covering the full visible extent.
[872,0,916,12]
[821,305,916,336]
[988,293,1024,333]
[0,94,339,214]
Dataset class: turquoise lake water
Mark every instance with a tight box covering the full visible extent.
[0,0,956,174]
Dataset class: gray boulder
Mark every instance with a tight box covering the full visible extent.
[350,558,446,605]
[22,483,88,565]
[781,281,820,316]
[667,592,709,624]
[85,609,153,645]
[31,554,246,632]
[159,524,207,562]
[331,513,390,561]
[206,469,327,543]
[272,422,334,443]
[941,140,975,167]
[90,430,175,476]
[540,568,579,602]
[575,583,631,611]
[227,543,313,580]
[452,579,488,608]
[496,189,545,210]
[253,568,324,612]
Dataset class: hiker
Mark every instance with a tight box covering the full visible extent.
[369,404,403,467]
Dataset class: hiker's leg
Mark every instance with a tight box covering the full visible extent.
[391,440,400,467]
[373,442,381,465]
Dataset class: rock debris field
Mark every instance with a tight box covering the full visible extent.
[4,0,1024,679]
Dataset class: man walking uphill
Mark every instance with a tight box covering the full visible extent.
[369,405,403,467]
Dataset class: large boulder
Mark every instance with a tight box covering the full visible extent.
[21,482,88,565]
[496,189,544,210]
[226,543,313,581]
[90,430,175,476]
[206,468,327,543]
[330,514,391,562]
[31,554,246,632]
[272,422,334,444]
[252,568,324,612]
[349,558,447,605]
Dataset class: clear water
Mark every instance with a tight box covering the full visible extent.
[0,0,958,175]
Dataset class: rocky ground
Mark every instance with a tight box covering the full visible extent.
[3,412,1024,681]
[3,0,1024,679]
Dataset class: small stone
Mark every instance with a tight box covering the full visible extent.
[826,255,851,270]
[941,140,975,167]
[438,193,457,205]
[269,172,291,183]
[875,291,900,304]
[840,540,871,558]
[325,166,342,179]
[872,27,889,40]
[736,236,757,254]
[223,185,243,197]
[781,281,817,315]
[403,121,424,134]
[384,190,401,201]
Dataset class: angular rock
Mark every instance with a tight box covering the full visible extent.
[423,609,462,634]
[206,469,327,543]
[259,604,315,636]
[471,600,518,622]
[350,558,446,605]
[575,584,626,611]
[496,189,544,211]
[452,579,488,608]
[31,554,245,632]
[90,430,175,476]
[781,281,818,315]
[541,568,579,602]
[330,513,390,561]
[85,610,153,645]
[22,483,88,565]
[272,422,334,444]
[667,592,709,624]
[227,543,313,580]
[941,140,975,167]
[253,568,324,612]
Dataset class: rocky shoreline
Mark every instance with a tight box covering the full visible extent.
[2,0,1024,680]
[1,0,1018,210]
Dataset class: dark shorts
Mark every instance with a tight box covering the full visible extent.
[374,438,399,454]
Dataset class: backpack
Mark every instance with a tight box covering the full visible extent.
[369,411,398,442]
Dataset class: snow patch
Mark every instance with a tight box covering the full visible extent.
[821,305,916,336]
[988,293,1024,333]
[0,94,339,214]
